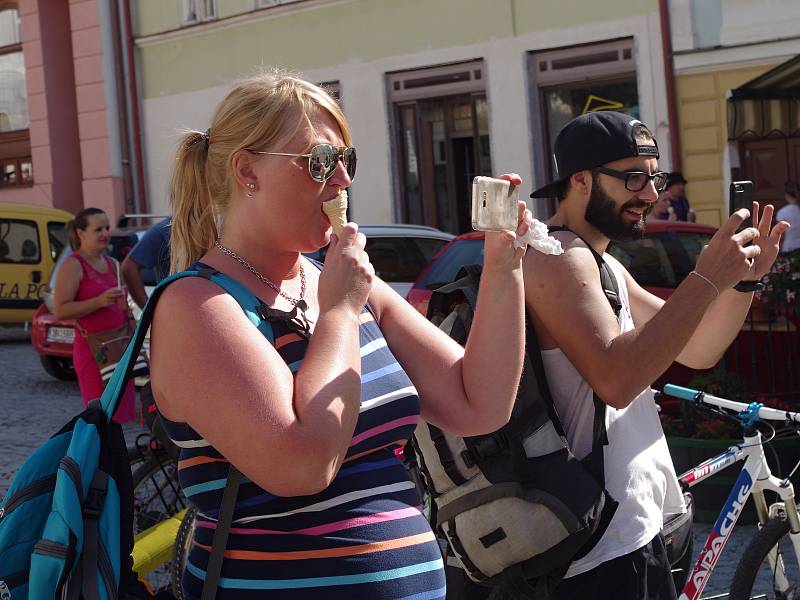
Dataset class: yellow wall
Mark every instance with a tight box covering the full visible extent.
[676,63,778,226]
[134,0,657,99]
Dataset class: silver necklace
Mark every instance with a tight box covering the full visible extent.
[214,239,310,325]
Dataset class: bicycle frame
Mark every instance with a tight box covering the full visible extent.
[663,385,800,600]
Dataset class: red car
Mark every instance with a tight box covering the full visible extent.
[406,220,784,398]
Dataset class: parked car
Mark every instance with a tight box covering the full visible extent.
[407,219,716,315]
[306,223,454,298]
[31,216,166,381]
[0,203,72,326]
[406,219,790,397]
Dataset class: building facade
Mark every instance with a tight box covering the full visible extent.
[0,0,143,222]
[670,0,800,225]
[4,1,797,230]
[134,0,674,231]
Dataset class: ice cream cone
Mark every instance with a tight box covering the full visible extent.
[323,189,348,236]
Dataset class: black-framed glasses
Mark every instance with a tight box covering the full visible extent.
[593,167,668,192]
[248,143,357,183]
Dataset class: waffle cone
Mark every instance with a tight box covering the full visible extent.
[322,190,348,236]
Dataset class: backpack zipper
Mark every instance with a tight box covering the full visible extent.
[0,474,57,522]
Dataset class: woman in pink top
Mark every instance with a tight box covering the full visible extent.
[53,207,135,424]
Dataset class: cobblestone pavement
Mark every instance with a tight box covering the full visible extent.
[0,326,147,496]
[0,327,786,597]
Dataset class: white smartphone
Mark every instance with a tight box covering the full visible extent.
[471,176,519,232]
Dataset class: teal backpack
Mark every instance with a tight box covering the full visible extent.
[0,267,272,599]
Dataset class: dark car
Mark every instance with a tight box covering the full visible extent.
[31,216,166,381]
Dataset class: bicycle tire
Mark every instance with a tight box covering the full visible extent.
[132,454,186,593]
[171,506,198,600]
[729,514,800,600]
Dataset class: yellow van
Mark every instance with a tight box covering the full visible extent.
[0,203,72,325]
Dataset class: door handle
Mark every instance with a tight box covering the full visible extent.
[31,270,41,283]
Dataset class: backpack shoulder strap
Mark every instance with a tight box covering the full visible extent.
[544,225,624,484]
[547,225,621,317]
[99,268,274,420]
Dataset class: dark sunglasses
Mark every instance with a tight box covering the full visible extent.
[593,167,668,193]
[248,143,357,183]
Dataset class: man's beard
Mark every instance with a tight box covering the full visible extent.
[585,174,647,242]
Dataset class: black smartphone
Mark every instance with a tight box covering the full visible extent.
[730,180,753,215]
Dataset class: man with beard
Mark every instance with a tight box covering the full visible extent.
[523,111,790,600]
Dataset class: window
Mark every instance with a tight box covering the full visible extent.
[47,221,67,261]
[528,39,637,214]
[364,237,449,283]
[389,61,491,234]
[609,231,713,289]
[0,156,31,187]
[0,219,40,264]
[0,6,30,185]
[182,0,217,24]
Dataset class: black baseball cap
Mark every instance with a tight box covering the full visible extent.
[530,111,660,199]
[665,171,688,188]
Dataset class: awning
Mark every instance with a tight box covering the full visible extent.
[727,54,800,139]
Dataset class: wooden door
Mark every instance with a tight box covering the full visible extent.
[740,138,788,210]
[788,137,800,185]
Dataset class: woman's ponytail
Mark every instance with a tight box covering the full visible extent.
[170,131,217,273]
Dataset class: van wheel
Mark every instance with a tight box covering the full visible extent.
[40,355,76,381]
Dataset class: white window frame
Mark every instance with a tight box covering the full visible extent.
[182,0,217,25]
[253,0,303,8]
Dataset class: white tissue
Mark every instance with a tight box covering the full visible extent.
[513,218,564,255]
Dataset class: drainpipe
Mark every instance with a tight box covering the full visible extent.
[121,0,148,213]
[658,0,682,172]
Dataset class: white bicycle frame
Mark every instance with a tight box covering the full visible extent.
[663,385,800,600]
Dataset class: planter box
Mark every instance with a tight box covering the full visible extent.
[667,436,800,524]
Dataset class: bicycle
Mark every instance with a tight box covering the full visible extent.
[128,429,187,594]
[662,384,800,600]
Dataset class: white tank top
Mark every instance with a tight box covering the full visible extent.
[541,253,685,578]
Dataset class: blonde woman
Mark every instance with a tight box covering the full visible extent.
[150,71,530,599]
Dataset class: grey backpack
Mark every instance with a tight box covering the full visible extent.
[412,239,622,599]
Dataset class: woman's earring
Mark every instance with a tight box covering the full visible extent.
[246,183,255,198]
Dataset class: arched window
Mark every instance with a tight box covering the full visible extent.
[0,4,30,187]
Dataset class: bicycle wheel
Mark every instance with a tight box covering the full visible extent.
[132,454,187,592]
[171,506,198,600]
[730,514,800,600]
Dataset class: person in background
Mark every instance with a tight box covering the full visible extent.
[664,172,696,222]
[121,216,172,309]
[651,190,675,220]
[150,70,530,599]
[777,181,800,254]
[53,207,136,424]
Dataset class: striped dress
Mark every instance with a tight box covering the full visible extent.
[159,299,445,599]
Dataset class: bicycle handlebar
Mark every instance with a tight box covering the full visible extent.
[663,384,800,424]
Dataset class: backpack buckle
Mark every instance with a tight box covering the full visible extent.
[461,433,508,468]
[84,471,108,520]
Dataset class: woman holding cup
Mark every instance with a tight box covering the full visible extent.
[54,207,135,424]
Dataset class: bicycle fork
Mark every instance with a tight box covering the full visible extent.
[678,431,800,600]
